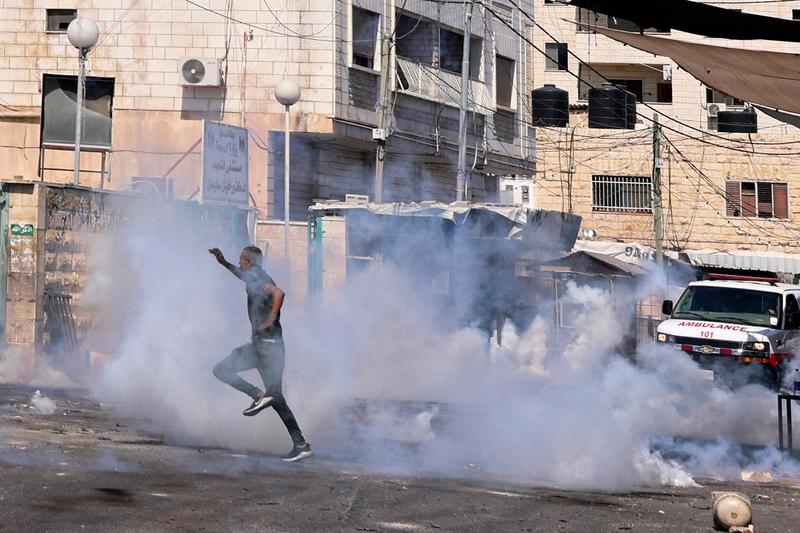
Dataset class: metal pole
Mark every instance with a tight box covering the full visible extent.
[284,104,291,261]
[73,48,87,186]
[455,1,474,202]
[652,113,664,270]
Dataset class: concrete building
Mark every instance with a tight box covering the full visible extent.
[0,0,535,217]
[0,0,538,298]
[498,175,533,209]
[529,0,800,273]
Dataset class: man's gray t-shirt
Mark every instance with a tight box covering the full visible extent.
[242,266,282,340]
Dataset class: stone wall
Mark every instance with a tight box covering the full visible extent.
[1,181,252,369]
[533,124,800,253]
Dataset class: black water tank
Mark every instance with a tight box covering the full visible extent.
[625,90,637,129]
[588,83,634,129]
[718,109,757,133]
[532,84,569,127]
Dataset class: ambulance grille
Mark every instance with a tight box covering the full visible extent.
[673,336,741,349]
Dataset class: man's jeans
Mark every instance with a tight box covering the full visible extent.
[213,336,305,446]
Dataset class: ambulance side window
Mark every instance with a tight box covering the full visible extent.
[785,295,800,329]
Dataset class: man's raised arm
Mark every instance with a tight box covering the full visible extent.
[209,248,244,280]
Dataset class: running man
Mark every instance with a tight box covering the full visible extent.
[209,245,312,462]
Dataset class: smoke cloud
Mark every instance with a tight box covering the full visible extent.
[0,346,74,388]
[83,202,800,491]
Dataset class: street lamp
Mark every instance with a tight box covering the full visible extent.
[274,80,301,261]
[67,17,100,186]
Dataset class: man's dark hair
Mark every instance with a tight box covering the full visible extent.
[241,245,263,266]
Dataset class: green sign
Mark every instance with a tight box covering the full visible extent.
[11,224,34,236]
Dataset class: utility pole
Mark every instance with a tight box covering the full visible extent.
[455,1,474,202]
[652,113,664,270]
[374,1,392,204]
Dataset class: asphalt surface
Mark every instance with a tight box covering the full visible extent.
[1,384,798,532]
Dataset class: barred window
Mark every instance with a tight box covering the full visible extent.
[591,175,652,212]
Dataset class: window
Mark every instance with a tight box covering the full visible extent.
[794,9,800,20]
[673,286,780,328]
[495,55,515,108]
[656,83,672,103]
[725,181,788,219]
[607,16,639,32]
[706,88,744,107]
[592,175,652,212]
[577,9,669,33]
[609,79,643,102]
[786,295,800,329]
[545,42,568,71]
[352,7,380,69]
[46,9,77,33]
[439,28,481,79]
[396,14,434,65]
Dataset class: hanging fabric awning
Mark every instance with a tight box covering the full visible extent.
[570,0,800,42]
[753,105,800,130]
[584,25,800,116]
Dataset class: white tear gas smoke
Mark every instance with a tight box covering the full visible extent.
[0,346,74,388]
[30,390,57,415]
[84,203,800,490]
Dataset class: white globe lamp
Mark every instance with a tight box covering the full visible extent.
[67,17,100,50]
[274,80,301,107]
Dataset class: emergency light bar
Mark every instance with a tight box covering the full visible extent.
[706,273,779,284]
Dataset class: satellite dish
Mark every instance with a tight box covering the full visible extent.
[182,59,206,84]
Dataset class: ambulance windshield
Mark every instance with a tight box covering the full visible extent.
[672,286,781,328]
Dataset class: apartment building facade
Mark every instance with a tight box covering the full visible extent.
[530,0,800,270]
[0,0,534,221]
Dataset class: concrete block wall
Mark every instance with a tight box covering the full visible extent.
[533,124,800,253]
[4,183,46,364]
[0,0,336,116]
[0,0,337,216]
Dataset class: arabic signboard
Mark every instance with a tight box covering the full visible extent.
[201,120,249,206]
[11,224,34,236]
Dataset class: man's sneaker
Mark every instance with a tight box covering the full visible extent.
[282,443,313,462]
[243,395,273,416]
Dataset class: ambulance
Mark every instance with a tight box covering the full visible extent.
[657,275,799,388]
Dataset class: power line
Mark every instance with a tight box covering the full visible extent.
[499,0,800,151]
[663,133,800,242]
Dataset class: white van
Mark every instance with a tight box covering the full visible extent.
[657,277,799,388]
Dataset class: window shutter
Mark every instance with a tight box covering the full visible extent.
[757,182,773,217]
[725,181,740,216]
[741,182,757,217]
[774,182,789,219]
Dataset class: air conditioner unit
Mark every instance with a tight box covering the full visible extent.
[178,58,222,87]
[707,103,727,118]
[128,176,174,198]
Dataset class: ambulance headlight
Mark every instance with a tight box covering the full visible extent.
[744,341,767,351]
[657,333,668,343]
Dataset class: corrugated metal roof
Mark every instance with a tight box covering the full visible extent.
[688,250,800,274]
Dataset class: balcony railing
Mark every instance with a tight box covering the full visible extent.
[395,56,492,113]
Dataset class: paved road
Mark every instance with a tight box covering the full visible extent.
[0,384,797,532]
